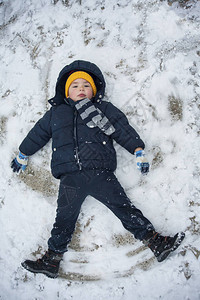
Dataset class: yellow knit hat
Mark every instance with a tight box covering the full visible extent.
[65,71,97,98]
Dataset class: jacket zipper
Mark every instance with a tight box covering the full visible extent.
[73,110,82,170]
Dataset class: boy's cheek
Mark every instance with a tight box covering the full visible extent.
[68,91,76,101]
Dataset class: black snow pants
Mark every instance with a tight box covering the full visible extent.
[48,170,154,253]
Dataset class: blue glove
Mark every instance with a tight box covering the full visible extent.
[135,149,149,175]
[11,151,29,173]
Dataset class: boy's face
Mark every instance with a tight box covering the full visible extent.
[68,78,93,101]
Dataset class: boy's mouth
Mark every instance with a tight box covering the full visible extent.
[78,94,86,98]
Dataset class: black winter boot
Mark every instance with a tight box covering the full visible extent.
[21,250,63,278]
[144,231,185,262]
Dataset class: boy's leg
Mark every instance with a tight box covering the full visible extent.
[22,173,88,278]
[89,171,154,241]
[48,173,87,253]
[89,170,185,262]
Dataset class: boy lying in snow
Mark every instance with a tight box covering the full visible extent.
[11,60,185,278]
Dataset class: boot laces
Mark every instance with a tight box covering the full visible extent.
[36,251,58,268]
[148,233,172,250]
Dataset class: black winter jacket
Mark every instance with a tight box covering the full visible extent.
[19,60,145,179]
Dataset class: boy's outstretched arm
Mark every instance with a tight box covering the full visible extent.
[104,103,149,174]
[11,109,52,173]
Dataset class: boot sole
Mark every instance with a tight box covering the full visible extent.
[157,232,185,262]
[21,262,58,279]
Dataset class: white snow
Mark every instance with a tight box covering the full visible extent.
[0,0,200,299]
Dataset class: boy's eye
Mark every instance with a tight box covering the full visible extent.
[70,83,91,89]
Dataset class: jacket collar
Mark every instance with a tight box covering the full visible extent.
[49,96,100,107]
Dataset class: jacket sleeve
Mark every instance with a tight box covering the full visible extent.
[105,102,145,154]
[19,109,52,156]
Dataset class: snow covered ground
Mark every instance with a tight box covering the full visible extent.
[0,0,200,299]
